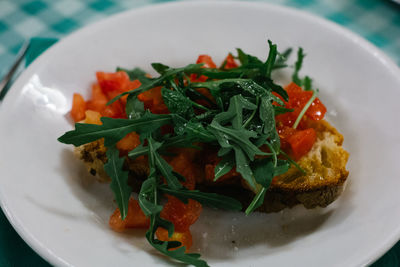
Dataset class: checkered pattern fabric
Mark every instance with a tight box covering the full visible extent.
[0,0,399,266]
[0,0,399,77]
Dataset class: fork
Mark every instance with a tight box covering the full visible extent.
[0,41,30,101]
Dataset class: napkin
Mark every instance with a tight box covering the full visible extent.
[0,37,397,267]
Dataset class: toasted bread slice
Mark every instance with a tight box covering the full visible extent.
[74,119,349,212]
[259,119,349,212]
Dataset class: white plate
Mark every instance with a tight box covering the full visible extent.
[1,1,400,266]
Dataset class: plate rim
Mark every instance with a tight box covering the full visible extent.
[1,1,400,266]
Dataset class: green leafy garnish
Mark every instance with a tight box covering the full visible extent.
[104,146,132,219]
[292,47,314,91]
[57,112,173,146]
[58,40,316,266]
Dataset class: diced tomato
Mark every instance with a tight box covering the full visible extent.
[168,152,196,190]
[275,82,326,128]
[101,100,125,118]
[287,128,317,160]
[160,196,202,232]
[196,55,217,69]
[222,53,238,69]
[190,54,217,82]
[86,83,108,112]
[285,82,303,93]
[275,109,310,129]
[156,227,193,252]
[116,132,140,153]
[109,198,150,232]
[277,124,297,150]
[70,93,86,122]
[305,97,326,121]
[84,110,102,125]
[137,86,169,114]
[96,71,130,94]
[285,82,326,121]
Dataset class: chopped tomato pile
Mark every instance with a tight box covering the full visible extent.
[275,82,326,160]
[71,54,326,251]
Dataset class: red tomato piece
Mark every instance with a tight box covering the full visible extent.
[284,82,327,121]
[70,93,86,122]
[96,71,130,94]
[86,83,108,112]
[305,97,326,121]
[285,82,303,93]
[116,132,141,153]
[101,100,125,118]
[168,152,196,190]
[137,86,169,114]
[287,128,317,160]
[277,125,297,151]
[222,53,238,69]
[160,196,202,232]
[109,198,150,232]
[190,54,217,82]
[196,55,217,68]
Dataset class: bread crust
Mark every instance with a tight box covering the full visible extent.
[260,119,349,212]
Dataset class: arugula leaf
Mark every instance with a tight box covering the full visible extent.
[292,47,305,86]
[125,94,145,120]
[291,48,314,91]
[58,112,172,147]
[245,187,266,215]
[236,48,263,66]
[264,40,278,78]
[214,95,256,128]
[259,95,276,136]
[151,63,170,75]
[252,158,275,188]
[158,185,242,211]
[214,153,235,181]
[104,146,132,219]
[233,146,256,190]
[173,117,215,142]
[148,137,182,190]
[161,87,194,118]
[127,143,148,159]
[273,47,292,69]
[208,121,264,160]
[109,64,203,105]
[139,177,163,216]
[146,233,209,267]
[252,158,289,188]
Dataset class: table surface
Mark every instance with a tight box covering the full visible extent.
[0,0,399,266]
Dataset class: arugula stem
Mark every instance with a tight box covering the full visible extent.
[189,99,211,112]
[264,142,278,167]
[243,97,260,128]
[245,187,266,215]
[280,150,306,174]
[292,90,317,129]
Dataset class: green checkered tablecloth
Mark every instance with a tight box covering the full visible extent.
[0,0,399,266]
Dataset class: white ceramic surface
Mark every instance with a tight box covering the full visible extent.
[1,2,400,267]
